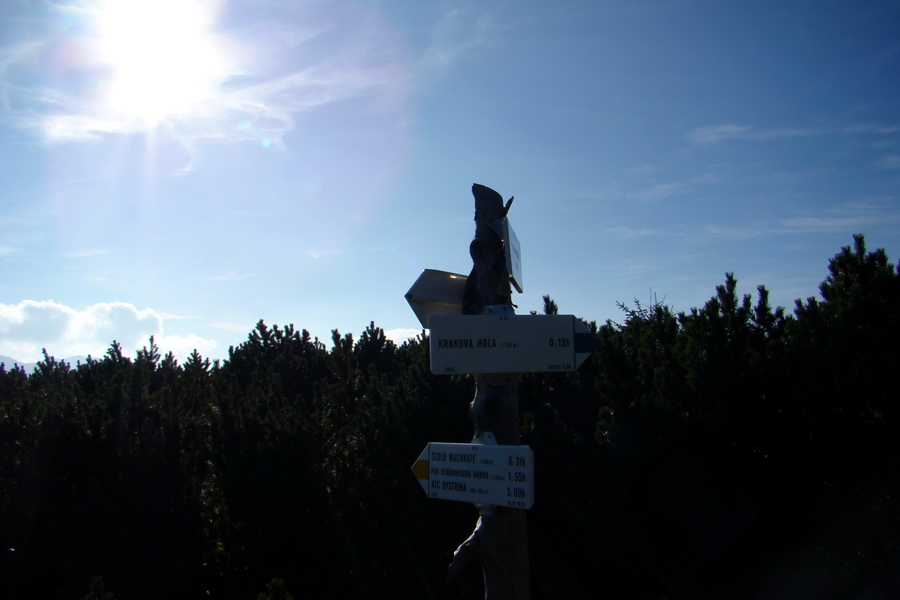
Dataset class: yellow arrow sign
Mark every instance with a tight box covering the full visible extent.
[411,457,429,481]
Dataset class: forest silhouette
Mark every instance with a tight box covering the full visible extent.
[1,234,898,599]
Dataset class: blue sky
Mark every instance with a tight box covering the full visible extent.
[1,0,898,364]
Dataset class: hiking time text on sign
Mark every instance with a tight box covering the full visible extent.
[411,442,535,509]
[429,314,598,375]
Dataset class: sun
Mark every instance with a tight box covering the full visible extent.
[90,0,227,126]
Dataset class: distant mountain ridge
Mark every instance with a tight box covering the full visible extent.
[0,354,87,373]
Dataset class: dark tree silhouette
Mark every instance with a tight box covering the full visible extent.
[0,235,898,599]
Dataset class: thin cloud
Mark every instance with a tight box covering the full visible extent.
[0,38,49,107]
[61,248,107,258]
[211,321,255,334]
[689,122,900,145]
[695,199,900,239]
[687,124,822,144]
[200,271,255,282]
[627,173,719,203]
[841,124,900,135]
[702,224,770,239]
[878,155,900,169]
[750,128,823,141]
[687,124,754,144]
[302,249,345,260]
[420,7,502,71]
[604,226,672,239]
[157,311,202,321]
[781,216,872,232]
[629,182,689,203]
[210,320,296,348]
[780,199,900,233]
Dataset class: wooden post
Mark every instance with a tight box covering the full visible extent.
[448,184,530,600]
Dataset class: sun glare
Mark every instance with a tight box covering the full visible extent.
[91,0,227,126]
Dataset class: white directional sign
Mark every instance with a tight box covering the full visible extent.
[405,269,468,328]
[429,314,598,375]
[411,442,534,509]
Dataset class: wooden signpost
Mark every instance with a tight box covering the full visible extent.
[406,184,598,600]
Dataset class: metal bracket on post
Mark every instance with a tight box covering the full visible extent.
[472,431,497,445]
[471,431,498,516]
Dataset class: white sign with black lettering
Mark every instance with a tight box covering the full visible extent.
[429,314,598,375]
[411,443,534,509]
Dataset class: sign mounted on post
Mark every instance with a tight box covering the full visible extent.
[412,442,534,509]
[404,269,468,328]
[501,218,523,293]
[429,314,598,375]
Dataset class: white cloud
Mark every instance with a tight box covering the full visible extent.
[1,0,411,151]
[0,300,216,363]
[157,333,218,361]
[384,327,422,346]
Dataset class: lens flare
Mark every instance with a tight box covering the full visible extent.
[90,0,227,126]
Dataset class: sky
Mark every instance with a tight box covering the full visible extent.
[1,0,899,365]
